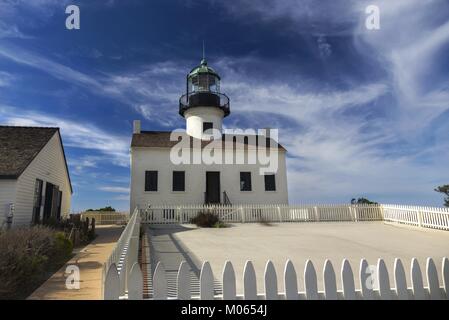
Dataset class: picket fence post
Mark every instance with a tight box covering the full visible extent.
[104,263,120,300]
[284,260,298,300]
[313,206,320,222]
[240,206,245,223]
[200,262,215,300]
[222,261,236,300]
[277,206,282,223]
[417,210,423,227]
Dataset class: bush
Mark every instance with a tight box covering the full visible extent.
[52,232,73,265]
[0,226,73,299]
[41,216,96,247]
[190,211,226,228]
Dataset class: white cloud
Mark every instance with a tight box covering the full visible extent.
[0,22,29,39]
[99,186,130,194]
[0,105,130,168]
[354,0,449,135]
[112,195,130,201]
[0,46,185,126]
[0,71,15,87]
[206,0,449,205]
[317,35,332,59]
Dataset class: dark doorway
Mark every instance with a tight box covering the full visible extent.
[56,190,62,220]
[32,179,43,224]
[43,182,54,221]
[205,171,220,204]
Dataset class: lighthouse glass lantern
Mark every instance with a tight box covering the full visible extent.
[187,59,220,94]
[179,58,230,118]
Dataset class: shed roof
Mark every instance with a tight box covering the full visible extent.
[0,126,73,193]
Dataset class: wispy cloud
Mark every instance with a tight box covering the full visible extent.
[0,71,15,87]
[0,105,130,167]
[99,186,130,194]
[210,0,449,204]
[0,22,29,39]
[0,45,185,126]
[354,0,449,135]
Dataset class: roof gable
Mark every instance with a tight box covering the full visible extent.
[0,127,73,194]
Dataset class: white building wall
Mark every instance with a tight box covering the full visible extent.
[185,107,224,140]
[0,180,16,227]
[13,133,72,227]
[130,147,288,211]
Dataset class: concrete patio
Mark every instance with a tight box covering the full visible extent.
[146,221,449,296]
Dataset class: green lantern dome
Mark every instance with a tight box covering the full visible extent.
[188,59,221,80]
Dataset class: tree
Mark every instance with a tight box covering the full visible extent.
[434,185,449,207]
[351,198,378,205]
[99,206,116,212]
[85,206,116,212]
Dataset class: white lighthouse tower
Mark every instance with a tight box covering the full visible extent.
[179,58,230,140]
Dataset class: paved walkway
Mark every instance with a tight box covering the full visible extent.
[147,222,449,295]
[28,225,124,300]
[146,226,222,298]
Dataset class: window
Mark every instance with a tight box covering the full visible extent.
[172,171,185,192]
[203,122,213,133]
[240,172,252,191]
[145,171,158,191]
[264,174,276,191]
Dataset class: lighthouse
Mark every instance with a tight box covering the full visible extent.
[179,58,230,140]
[130,57,289,210]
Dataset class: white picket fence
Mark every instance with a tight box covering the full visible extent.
[382,204,449,231]
[104,257,449,300]
[102,203,449,299]
[139,203,449,231]
[140,204,383,224]
[80,211,129,225]
[102,208,140,299]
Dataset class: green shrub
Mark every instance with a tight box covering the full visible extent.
[190,211,226,228]
[0,226,73,299]
[213,221,227,228]
[52,232,73,264]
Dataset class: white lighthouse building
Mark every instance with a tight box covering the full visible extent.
[130,58,288,211]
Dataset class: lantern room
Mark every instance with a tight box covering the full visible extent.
[179,59,230,118]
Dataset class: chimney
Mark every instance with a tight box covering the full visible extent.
[133,120,141,134]
[263,127,271,138]
[263,127,271,148]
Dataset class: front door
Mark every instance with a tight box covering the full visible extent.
[206,172,220,204]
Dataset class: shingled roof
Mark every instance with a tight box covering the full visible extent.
[0,126,72,192]
[131,131,287,151]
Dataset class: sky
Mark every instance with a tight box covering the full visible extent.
[0,0,448,211]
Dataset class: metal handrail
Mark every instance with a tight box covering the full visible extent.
[223,191,232,206]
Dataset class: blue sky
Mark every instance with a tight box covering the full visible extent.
[0,0,448,211]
